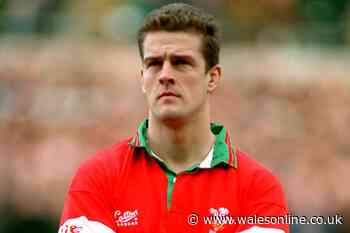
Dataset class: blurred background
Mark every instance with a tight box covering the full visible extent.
[0,0,349,232]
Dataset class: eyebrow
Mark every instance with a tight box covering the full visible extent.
[143,54,195,63]
[143,55,163,64]
[171,54,195,62]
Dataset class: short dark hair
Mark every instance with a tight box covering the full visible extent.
[137,3,221,72]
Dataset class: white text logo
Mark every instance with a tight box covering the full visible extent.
[114,210,139,227]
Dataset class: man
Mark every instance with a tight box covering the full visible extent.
[59,3,289,233]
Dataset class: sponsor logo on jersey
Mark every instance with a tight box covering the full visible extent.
[114,209,139,227]
[209,207,230,233]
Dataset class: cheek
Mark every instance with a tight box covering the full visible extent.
[142,76,158,99]
[142,75,153,91]
[186,78,207,97]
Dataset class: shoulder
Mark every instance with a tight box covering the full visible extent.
[235,149,287,209]
[235,149,286,203]
[68,137,134,193]
[81,137,132,169]
[236,149,281,185]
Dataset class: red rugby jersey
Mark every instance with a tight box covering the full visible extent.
[59,120,289,233]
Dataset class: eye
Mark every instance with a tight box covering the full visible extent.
[147,60,162,68]
[173,59,188,66]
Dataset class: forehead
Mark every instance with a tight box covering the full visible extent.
[143,31,203,58]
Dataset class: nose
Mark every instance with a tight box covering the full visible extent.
[159,61,175,85]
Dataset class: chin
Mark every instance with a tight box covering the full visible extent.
[153,109,187,122]
[158,112,184,120]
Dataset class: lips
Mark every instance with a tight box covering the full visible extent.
[158,92,180,99]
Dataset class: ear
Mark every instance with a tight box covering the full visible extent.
[140,68,146,93]
[207,64,221,93]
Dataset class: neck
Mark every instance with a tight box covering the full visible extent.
[147,111,215,173]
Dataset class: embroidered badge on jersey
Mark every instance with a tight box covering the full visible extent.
[209,207,230,233]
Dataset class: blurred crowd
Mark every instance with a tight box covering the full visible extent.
[0,41,349,233]
[1,1,350,233]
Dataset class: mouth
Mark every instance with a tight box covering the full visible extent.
[158,92,180,99]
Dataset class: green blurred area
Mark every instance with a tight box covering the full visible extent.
[0,209,58,233]
[0,0,349,46]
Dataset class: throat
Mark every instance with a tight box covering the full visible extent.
[147,115,216,173]
[149,132,215,174]
[170,146,214,173]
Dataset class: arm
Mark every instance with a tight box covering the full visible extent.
[59,156,117,233]
[236,168,289,233]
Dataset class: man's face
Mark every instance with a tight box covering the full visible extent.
[141,31,220,122]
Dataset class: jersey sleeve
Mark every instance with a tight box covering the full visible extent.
[59,156,116,233]
[236,167,289,233]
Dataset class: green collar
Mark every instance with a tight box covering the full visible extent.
[129,119,237,170]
